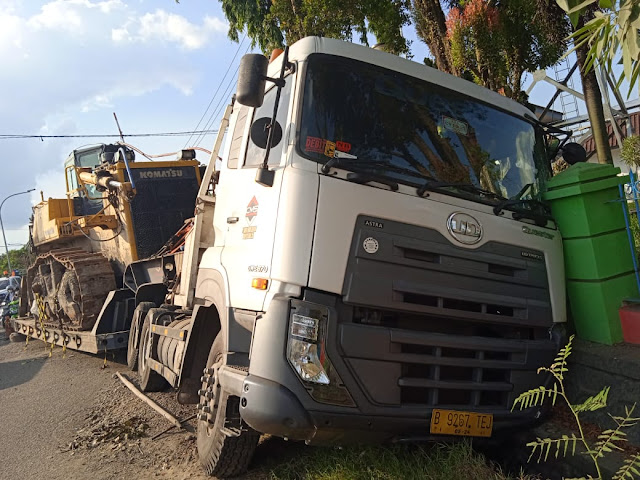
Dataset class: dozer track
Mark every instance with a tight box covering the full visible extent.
[26,248,116,331]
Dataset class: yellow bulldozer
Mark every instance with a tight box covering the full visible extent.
[21,143,202,344]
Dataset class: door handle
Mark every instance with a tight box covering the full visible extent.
[227,217,239,224]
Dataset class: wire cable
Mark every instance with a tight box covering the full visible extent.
[118,142,211,160]
[183,34,247,149]
[193,43,252,147]
[0,130,218,140]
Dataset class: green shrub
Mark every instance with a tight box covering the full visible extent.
[621,136,640,169]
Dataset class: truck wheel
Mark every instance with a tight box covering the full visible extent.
[127,302,155,370]
[197,334,259,478]
[137,313,167,392]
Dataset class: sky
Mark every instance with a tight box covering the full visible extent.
[0,0,633,252]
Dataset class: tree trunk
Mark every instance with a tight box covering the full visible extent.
[575,15,613,165]
[411,0,455,74]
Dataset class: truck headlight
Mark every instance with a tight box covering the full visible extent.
[287,314,329,384]
[286,300,355,407]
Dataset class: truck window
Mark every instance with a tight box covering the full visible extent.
[227,105,250,169]
[298,54,549,201]
[244,80,292,168]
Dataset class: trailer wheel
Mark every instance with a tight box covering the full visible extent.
[137,313,168,392]
[197,333,259,478]
[127,302,155,370]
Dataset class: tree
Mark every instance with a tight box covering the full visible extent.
[0,245,31,275]
[413,0,570,100]
[446,0,505,92]
[575,10,614,164]
[556,0,622,164]
[559,0,640,98]
[412,0,457,74]
[218,0,412,55]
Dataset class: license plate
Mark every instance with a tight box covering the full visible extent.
[429,409,493,437]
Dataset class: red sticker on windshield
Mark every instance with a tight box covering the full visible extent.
[305,136,352,156]
[305,136,325,154]
[336,141,351,152]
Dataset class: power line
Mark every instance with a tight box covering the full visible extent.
[194,42,253,147]
[0,129,219,140]
[183,34,247,149]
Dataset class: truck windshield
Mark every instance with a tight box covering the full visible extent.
[298,54,550,204]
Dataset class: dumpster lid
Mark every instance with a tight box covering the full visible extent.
[546,163,622,190]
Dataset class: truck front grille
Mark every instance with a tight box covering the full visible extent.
[337,216,558,412]
[340,317,554,410]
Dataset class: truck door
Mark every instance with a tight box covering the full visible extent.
[216,80,293,311]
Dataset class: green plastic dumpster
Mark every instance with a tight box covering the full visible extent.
[543,163,637,345]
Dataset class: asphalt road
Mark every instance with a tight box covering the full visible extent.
[0,335,118,480]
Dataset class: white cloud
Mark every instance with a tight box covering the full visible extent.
[0,0,231,233]
[27,0,126,33]
[27,0,85,33]
[0,12,24,51]
[112,9,227,50]
[80,94,114,112]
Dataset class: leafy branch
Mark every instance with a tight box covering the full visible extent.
[614,453,640,479]
[526,434,579,463]
[512,335,640,479]
[592,405,640,458]
[556,0,640,98]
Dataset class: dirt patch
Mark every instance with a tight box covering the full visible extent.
[548,402,640,456]
[62,374,209,479]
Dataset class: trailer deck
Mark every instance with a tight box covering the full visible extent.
[11,317,128,354]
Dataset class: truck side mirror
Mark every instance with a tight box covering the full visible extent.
[236,54,269,107]
[561,142,587,165]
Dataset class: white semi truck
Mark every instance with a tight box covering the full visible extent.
[16,36,578,477]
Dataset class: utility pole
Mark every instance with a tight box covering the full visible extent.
[0,189,35,274]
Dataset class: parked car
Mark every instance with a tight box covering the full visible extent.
[0,276,21,327]
[0,276,21,295]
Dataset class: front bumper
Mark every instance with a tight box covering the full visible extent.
[240,373,550,444]
[240,294,564,444]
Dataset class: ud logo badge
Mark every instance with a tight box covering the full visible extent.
[447,212,482,245]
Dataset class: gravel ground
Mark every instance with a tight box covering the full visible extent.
[0,335,212,480]
[0,334,297,480]
[0,335,120,480]
[6,331,622,480]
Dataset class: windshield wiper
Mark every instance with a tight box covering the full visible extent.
[417,181,506,200]
[493,182,545,216]
[493,198,552,226]
[493,182,552,224]
[345,171,399,191]
[321,156,429,181]
[321,152,359,174]
[493,198,550,215]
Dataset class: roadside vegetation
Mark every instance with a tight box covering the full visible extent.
[255,440,535,480]
[0,244,31,274]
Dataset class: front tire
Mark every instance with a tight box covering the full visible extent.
[127,302,155,370]
[197,333,259,478]
[137,312,167,392]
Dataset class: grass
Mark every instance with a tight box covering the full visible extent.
[252,439,536,480]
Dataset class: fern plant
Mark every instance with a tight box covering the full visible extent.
[512,335,640,480]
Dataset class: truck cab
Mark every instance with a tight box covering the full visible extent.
[143,36,567,477]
